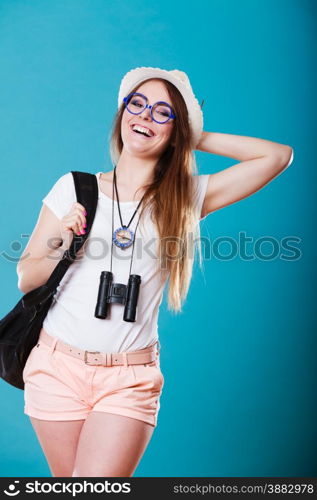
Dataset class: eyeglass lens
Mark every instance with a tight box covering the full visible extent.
[126,94,173,123]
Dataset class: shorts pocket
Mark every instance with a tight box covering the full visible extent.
[22,341,59,383]
[143,359,164,388]
[22,344,41,383]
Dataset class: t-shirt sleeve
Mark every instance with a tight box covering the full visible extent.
[192,174,210,220]
[42,172,76,220]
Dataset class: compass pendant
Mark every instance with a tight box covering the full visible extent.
[113,226,134,249]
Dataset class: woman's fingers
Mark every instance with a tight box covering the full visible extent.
[61,203,88,240]
[70,203,87,234]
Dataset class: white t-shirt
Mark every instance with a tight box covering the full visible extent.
[41,171,209,352]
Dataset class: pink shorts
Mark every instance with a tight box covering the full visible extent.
[23,327,164,427]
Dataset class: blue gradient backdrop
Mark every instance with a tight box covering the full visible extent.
[0,0,315,477]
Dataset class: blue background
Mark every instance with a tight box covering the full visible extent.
[0,0,315,477]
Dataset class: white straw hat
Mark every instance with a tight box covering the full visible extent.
[118,66,204,149]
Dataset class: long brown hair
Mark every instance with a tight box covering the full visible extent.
[109,78,204,313]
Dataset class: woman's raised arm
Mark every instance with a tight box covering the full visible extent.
[196,131,293,217]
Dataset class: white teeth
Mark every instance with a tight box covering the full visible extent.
[132,124,154,137]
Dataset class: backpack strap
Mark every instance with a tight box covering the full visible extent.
[61,171,99,263]
[23,171,98,309]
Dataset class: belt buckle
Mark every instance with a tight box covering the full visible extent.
[84,350,103,365]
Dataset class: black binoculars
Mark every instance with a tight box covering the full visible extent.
[94,271,141,322]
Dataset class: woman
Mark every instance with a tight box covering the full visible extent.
[17,67,293,477]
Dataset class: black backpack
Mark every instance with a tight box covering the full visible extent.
[0,171,98,390]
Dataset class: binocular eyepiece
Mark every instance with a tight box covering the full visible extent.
[94,271,141,322]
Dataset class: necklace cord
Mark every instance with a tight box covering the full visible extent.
[111,166,145,278]
[114,167,146,228]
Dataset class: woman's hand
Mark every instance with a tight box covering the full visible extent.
[60,202,87,249]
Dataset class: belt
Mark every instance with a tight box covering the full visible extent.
[39,328,159,367]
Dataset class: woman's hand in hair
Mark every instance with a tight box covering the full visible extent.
[60,202,87,249]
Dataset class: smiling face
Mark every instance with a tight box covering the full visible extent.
[120,79,175,160]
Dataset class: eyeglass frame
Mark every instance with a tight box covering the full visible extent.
[122,92,176,124]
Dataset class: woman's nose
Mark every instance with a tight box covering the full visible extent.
[139,105,152,120]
